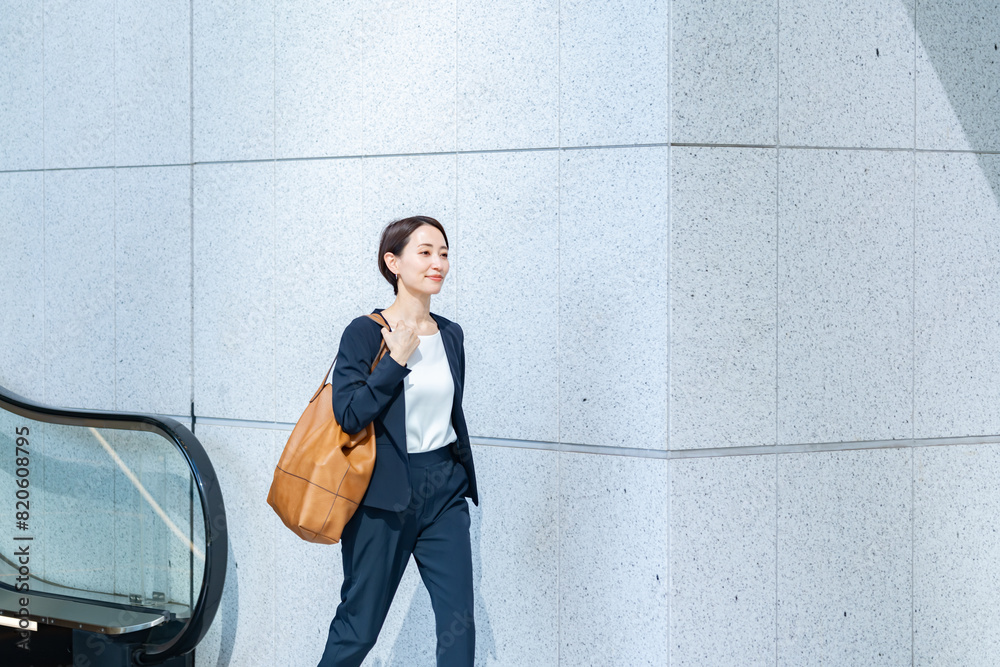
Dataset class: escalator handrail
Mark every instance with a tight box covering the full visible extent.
[0,384,227,664]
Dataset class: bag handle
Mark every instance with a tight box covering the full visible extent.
[308,312,394,403]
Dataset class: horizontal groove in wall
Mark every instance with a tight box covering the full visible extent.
[171,413,1000,459]
[5,142,1000,175]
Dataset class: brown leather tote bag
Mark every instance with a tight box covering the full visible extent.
[267,313,391,544]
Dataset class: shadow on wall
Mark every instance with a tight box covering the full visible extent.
[210,537,239,666]
[915,0,1000,202]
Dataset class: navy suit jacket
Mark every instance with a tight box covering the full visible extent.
[331,308,479,512]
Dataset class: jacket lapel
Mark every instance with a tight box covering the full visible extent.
[430,313,461,402]
[376,310,461,455]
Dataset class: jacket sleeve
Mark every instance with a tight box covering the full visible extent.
[457,323,465,388]
[331,317,411,434]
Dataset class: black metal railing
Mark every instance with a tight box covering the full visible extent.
[0,384,227,665]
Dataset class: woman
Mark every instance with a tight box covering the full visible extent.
[318,216,480,667]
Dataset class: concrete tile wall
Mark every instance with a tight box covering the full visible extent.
[465,444,559,665]
[777,149,913,445]
[458,0,559,151]
[3,1,1000,665]
[671,0,777,145]
[778,0,915,148]
[275,0,362,160]
[915,0,1000,152]
[274,158,363,422]
[0,171,45,398]
[194,424,280,667]
[560,0,668,146]
[915,152,1000,439]
[192,161,275,421]
[43,169,117,411]
[364,0,456,155]
[457,150,559,443]
[560,451,668,665]
[559,146,668,450]
[914,444,1000,665]
[115,0,191,166]
[43,0,116,169]
[114,166,191,416]
[0,1,43,171]
[671,455,776,666]
[193,1,273,163]
[777,449,912,666]
[670,147,777,449]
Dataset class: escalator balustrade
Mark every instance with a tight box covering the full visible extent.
[0,386,227,666]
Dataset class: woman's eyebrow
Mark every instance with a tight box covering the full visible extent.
[417,243,448,249]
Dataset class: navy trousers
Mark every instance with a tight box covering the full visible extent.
[317,444,475,667]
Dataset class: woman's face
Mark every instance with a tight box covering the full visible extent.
[389,224,449,294]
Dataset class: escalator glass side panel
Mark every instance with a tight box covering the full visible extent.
[0,406,207,648]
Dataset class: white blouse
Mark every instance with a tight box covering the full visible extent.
[402,330,458,454]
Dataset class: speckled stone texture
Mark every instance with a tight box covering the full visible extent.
[0,2,43,171]
[460,444,558,666]
[779,0,915,148]
[777,148,913,445]
[560,0,668,147]
[458,0,558,151]
[915,152,1000,439]
[363,0,456,155]
[777,448,912,666]
[914,443,1000,666]
[0,171,45,398]
[114,166,191,416]
[43,0,115,169]
[671,147,777,449]
[193,161,275,421]
[44,169,116,411]
[672,0,777,145]
[193,0,274,162]
[916,0,1000,152]
[671,454,776,666]
[115,0,190,166]
[275,0,362,159]
[192,424,281,666]
[560,450,668,666]
[559,147,668,449]
[274,158,363,422]
[457,150,559,443]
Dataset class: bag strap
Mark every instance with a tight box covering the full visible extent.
[308,312,393,403]
[365,312,392,372]
[369,311,392,333]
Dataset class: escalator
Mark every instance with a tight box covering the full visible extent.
[0,385,227,666]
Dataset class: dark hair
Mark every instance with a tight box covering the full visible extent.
[378,216,450,295]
